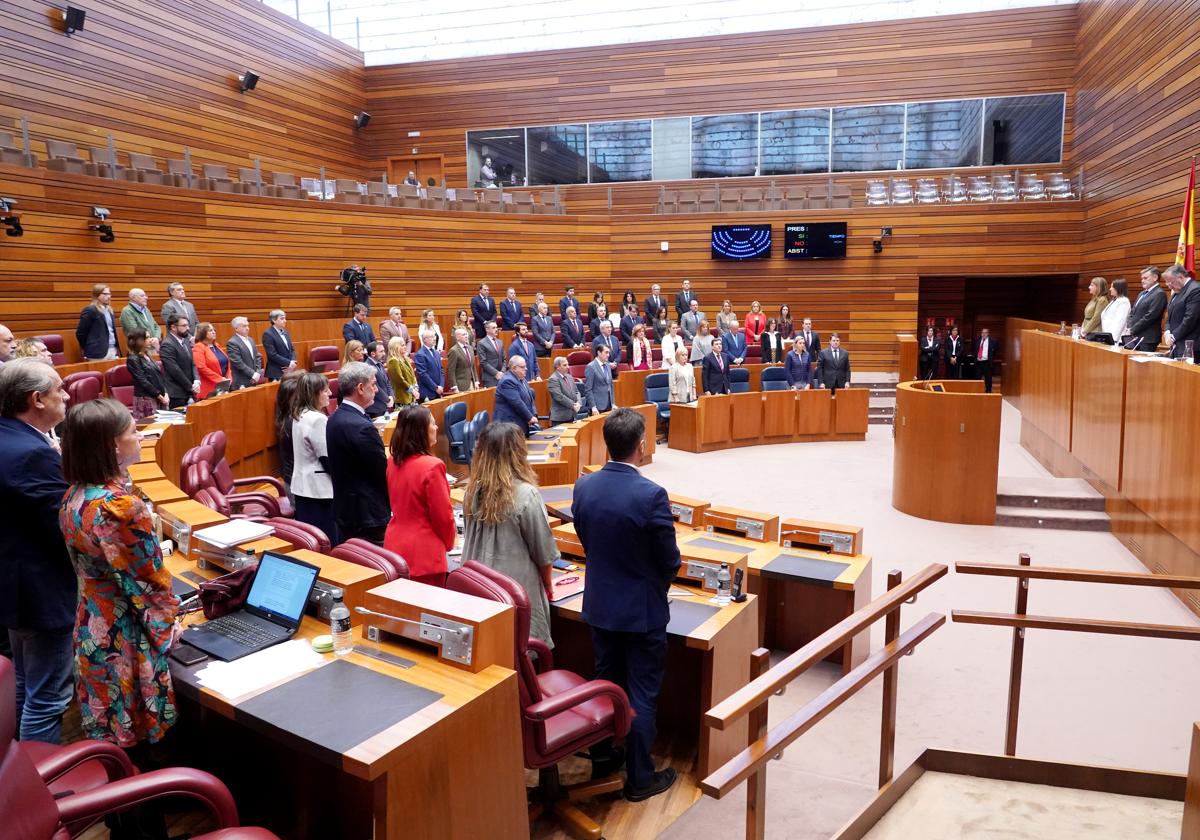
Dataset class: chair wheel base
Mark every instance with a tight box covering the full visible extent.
[529,765,623,840]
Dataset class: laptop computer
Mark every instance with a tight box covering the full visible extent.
[181,552,320,662]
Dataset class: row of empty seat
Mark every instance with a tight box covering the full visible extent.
[866,172,1076,205]
[660,184,853,213]
[327,179,564,214]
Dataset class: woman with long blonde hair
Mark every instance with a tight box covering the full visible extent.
[342,339,366,367]
[386,336,418,405]
[461,422,559,645]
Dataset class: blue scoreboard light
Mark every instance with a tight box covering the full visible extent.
[711,224,772,260]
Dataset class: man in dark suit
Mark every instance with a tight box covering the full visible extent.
[0,359,76,743]
[674,279,695,320]
[919,327,941,380]
[1164,264,1199,361]
[974,329,994,393]
[470,284,497,340]
[160,282,198,339]
[943,326,963,380]
[643,283,667,330]
[414,331,445,401]
[262,308,296,381]
[798,317,821,358]
[559,285,581,321]
[1125,266,1167,350]
[816,334,851,393]
[560,305,585,348]
[584,344,616,414]
[325,362,390,544]
[160,314,200,408]
[530,302,556,357]
[590,320,622,376]
[499,287,524,331]
[225,316,263,389]
[75,285,122,360]
[494,355,539,433]
[477,321,505,387]
[547,357,583,423]
[618,305,638,346]
[508,323,541,380]
[701,337,732,395]
[527,292,548,322]
[723,328,747,365]
[342,304,376,345]
[572,408,680,801]
[365,341,394,418]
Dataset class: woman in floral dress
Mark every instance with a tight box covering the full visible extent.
[59,398,180,750]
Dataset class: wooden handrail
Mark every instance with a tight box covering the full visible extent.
[952,611,1200,642]
[701,612,945,799]
[955,561,1200,589]
[705,563,948,731]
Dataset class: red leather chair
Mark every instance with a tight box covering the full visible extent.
[63,372,102,405]
[307,346,340,373]
[34,335,67,366]
[200,431,294,518]
[744,342,762,362]
[182,452,282,519]
[331,538,408,581]
[266,517,331,553]
[446,562,632,838]
[0,657,280,840]
[566,349,591,380]
[105,364,135,410]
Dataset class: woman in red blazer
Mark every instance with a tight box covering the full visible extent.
[744,300,767,345]
[384,405,457,586]
[192,322,226,399]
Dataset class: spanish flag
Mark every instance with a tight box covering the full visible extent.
[1177,157,1195,273]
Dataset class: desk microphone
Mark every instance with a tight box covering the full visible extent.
[1124,336,1144,351]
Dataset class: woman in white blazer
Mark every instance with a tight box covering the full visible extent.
[417,308,444,352]
[659,321,685,369]
[668,349,697,403]
[1101,278,1131,342]
[290,372,338,544]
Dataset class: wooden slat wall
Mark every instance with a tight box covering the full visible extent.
[0,165,1085,371]
[363,6,1078,184]
[1074,0,1200,279]
[0,0,367,178]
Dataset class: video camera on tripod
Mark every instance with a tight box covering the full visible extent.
[336,264,372,313]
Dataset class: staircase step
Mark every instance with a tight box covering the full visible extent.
[994,505,1110,532]
[995,477,1106,511]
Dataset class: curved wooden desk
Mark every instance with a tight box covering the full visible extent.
[892,380,1001,525]
[668,388,868,453]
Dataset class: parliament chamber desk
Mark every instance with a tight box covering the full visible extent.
[892,380,1002,526]
[1018,329,1200,616]
[668,387,869,453]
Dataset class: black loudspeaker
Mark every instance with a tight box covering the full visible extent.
[238,71,260,92]
[354,112,371,130]
[64,6,86,34]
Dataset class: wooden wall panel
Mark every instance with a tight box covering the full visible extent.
[363,6,1078,184]
[1075,0,1200,280]
[1019,330,1074,447]
[0,0,367,178]
[1069,340,1127,491]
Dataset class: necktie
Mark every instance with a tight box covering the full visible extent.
[834,349,838,361]
[980,341,986,360]
[717,355,723,370]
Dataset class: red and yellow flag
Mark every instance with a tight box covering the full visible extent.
[1177,157,1195,272]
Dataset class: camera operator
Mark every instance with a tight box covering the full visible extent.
[336,264,372,313]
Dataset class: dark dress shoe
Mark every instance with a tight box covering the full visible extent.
[623,767,677,802]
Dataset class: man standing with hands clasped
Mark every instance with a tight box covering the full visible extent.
[572,408,680,802]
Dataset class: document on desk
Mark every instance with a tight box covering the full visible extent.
[195,639,326,701]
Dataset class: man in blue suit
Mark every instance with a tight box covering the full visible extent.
[572,408,680,801]
[559,284,581,321]
[701,336,732,395]
[470,283,497,340]
[414,331,445,402]
[722,327,747,365]
[583,344,615,414]
[499,287,524,331]
[325,362,390,544]
[560,305,585,349]
[507,323,541,380]
[0,359,76,743]
[342,304,376,345]
[262,308,296,380]
[493,355,539,433]
[590,319,622,377]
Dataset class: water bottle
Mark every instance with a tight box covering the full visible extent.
[714,563,732,606]
[330,589,353,656]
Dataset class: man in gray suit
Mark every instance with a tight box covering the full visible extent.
[160,282,198,339]
[547,357,583,423]
[680,299,705,341]
[1125,266,1167,350]
[584,344,616,415]
[816,334,851,393]
[225,316,263,390]
[477,320,505,387]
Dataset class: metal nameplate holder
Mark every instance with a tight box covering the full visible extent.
[190,544,256,572]
[670,503,695,525]
[818,530,855,555]
[707,517,765,541]
[356,606,475,666]
[683,559,721,591]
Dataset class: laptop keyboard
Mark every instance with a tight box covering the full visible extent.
[207,614,280,647]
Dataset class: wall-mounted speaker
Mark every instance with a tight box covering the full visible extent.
[238,71,259,92]
[353,112,371,130]
[64,6,86,34]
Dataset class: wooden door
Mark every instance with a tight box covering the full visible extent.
[388,155,443,187]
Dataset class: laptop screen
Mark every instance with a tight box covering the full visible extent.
[245,552,319,626]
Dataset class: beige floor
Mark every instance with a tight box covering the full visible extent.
[861,772,1183,839]
[644,400,1199,840]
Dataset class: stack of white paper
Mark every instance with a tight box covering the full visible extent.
[194,639,326,700]
[194,519,275,549]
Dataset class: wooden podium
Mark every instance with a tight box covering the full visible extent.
[892,380,1002,525]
